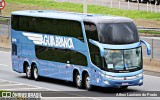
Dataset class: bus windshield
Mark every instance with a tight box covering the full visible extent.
[98,22,139,44]
[104,47,142,72]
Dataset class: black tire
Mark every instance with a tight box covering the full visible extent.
[120,86,128,89]
[84,74,92,90]
[125,0,132,2]
[139,0,144,3]
[75,72,83,89]
[33,65,40,81]
[155,0,160,5]
[25,63,32,79]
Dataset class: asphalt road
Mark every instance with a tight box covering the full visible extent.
[0,50,160,100]
[55,0,160,12]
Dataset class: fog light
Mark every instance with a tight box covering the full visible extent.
[139,79,143,83]
[104,80,110,85]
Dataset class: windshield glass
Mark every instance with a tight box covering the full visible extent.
[99,22,139,44]
[104,47,142,72]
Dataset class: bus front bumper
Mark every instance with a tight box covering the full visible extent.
[99,74,143,87]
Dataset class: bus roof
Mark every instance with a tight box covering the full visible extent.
[12,10,133,23]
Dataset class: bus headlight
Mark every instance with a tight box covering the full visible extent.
[136,73,143,78]
[99,72,114,79]
[139,79,143,84]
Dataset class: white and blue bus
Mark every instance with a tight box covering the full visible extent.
[11,10,151,90]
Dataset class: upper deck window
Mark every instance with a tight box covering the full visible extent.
[11,15,84,41]
[98,22,139,44]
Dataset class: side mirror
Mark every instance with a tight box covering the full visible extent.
[89,39,104,57]
[140,40,151,55]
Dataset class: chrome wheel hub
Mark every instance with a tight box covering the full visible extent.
[26,67,31,78]
[76,75,81,86]
[86,76,90,89]
[34,68,38,79]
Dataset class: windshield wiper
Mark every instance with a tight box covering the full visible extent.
[126,66,139,70]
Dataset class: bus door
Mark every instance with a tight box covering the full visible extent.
[92,53,102,84]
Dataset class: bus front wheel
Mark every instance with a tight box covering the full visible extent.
[84,74,92,90]
[75,72,83,89]
[33,65,40,81]
[25,64,32,79]
[155,0,160,5]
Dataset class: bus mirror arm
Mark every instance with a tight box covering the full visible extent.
[140,40,151,55]
[89,39,104,57]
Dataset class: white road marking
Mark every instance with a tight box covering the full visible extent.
[144,74,160,79]
[3,88,44,91]
[0,64,9,66]
[0,79,58,91]
[0,83,22,86]
[0,80,9,82]
[0,79,102,100]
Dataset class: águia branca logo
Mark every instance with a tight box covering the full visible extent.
[23,32,74,49]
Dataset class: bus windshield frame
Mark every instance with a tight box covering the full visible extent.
[102,47,142,73]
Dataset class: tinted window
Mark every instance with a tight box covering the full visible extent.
[12,44,17,55]
[11,15,84,41]
[84,22,98,41]
[99,22,139,44]
[89,43,102,68]
[11,15,19,30]
[35,46,87,66]
[84,22,101,68]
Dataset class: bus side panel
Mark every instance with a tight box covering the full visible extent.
[38,61,73,81]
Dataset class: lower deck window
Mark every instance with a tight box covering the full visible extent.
[35,46,88,66]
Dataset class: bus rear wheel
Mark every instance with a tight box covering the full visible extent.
[155,0,160,5]
[75,72,83,89]
[139,0,144,3]
[33,65,40,81]
[25,64,32,79]
[84,74,92,90]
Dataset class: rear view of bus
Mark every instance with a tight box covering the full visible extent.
[11,10,151,90]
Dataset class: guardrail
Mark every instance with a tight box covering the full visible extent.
[56,0,160,13]
[0,16,10,19]
[138,27,160,31]
[0,16,10,37]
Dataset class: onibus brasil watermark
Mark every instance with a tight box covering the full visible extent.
[1,91,41,99]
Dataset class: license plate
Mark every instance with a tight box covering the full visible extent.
[122,83,129,85]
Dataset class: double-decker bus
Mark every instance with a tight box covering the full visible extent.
[11,10,151,90]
